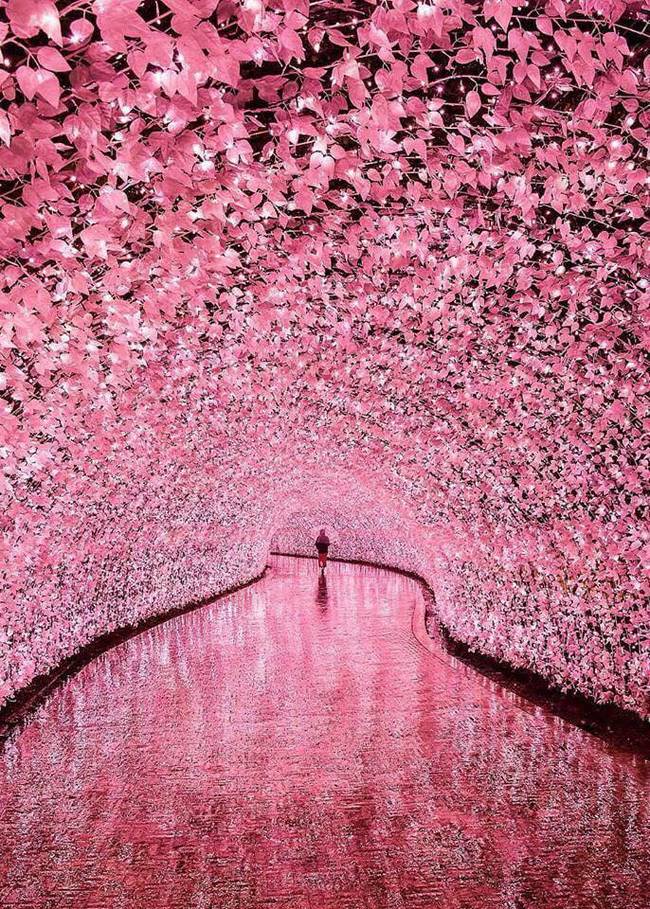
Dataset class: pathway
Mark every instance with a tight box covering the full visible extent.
[1,556,648,908]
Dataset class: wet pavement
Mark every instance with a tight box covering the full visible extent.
[1,555,648,908]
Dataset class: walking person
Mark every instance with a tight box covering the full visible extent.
[315,528,330,571]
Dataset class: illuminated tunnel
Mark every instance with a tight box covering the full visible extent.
[0,0,649,903]
[3,447,647,716]
[0,0,647,723]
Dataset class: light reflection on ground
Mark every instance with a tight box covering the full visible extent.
[1,556,648,908]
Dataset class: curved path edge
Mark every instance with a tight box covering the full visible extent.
[0,568,267,743]
[2,553,648,759]
[272,551,650,759]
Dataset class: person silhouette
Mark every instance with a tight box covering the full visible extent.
[315,528,330,571]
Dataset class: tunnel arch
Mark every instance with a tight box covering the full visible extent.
[2,450,647,719]
[0,1,647,723]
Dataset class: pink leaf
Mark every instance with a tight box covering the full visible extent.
[36,47,70,72]
[15,65,38,100]
[68,18,94,45]
[278,28,305,62]
[526,64,541,89]
[465,90,481,119]
[494,2,513,31]
[36,70,61,107]
[455,49,478,64]
[7,0,62,45]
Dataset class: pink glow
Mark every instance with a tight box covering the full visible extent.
[1,557,649,907]
[0,0,648,720]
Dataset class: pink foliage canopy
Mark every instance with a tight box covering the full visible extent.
[0,1,648,714]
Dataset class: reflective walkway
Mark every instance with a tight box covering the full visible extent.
[1,556,648,908]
